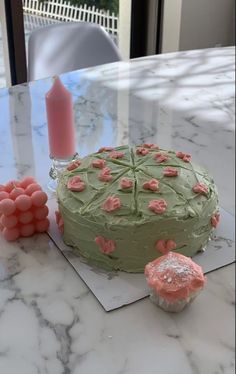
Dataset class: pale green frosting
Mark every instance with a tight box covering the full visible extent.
[57,145,219,272]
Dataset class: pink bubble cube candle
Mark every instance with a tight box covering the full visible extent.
[0,177,50,241]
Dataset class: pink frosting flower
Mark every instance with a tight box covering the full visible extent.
[211,212,220,228]
[142,143,159,149]
[102,196,121,212]
[55,210,64,234]
[92,159,106,169]
[163,167,179,177]
[136,147,149,156]
[99,167,113,182]
[98,146,114,153]
[67,176,85,192]
[143,179,159,191]
[154,153,169,163]
[67,160,81,171]
[148,199,167,214]
[176,151,191,162]
[192,182,208,195]
[95,236,116,254]
[109,151,125,159]
[155,239,177,254]
[120,178,133,189]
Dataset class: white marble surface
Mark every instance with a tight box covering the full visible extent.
[0,47,235,374]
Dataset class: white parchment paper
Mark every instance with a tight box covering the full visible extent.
[47,199,235,311]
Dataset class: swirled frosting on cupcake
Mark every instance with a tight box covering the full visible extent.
[145,252,206,302]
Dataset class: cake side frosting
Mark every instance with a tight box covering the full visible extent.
[57,145,219,272]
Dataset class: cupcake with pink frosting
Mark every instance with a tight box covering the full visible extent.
[145,252,206,312]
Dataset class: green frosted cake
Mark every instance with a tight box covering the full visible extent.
[56,144,220,273]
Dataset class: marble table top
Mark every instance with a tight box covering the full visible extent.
[0,47,235,374]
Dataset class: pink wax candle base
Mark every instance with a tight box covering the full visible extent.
[0,177,50,242]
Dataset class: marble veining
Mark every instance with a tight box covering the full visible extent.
[0,47,235,373]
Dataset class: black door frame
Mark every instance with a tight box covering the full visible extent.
[4,0,27,85]
[130,0,164,58]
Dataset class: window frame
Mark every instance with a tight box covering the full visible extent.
[4,0,27,85]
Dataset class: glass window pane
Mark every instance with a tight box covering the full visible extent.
[22,0,128,66]
[0,22,6,88]
[0,4,8,88]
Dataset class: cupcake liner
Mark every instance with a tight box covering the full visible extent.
[149,289,201,313]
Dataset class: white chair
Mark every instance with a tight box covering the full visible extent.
[28,21,122,81]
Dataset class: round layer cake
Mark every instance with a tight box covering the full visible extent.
[56,144,219,272]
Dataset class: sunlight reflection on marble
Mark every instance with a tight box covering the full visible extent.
[0,47,234,212]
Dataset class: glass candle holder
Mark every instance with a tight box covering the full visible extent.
[48,152,79,192]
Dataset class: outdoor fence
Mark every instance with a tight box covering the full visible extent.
[22,0,119,38]
[24,13,59,30]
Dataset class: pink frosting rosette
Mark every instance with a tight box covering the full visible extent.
[148,199,167,214]
[95,236,116,254]
[67,176,85,192]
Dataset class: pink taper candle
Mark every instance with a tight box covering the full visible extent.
[46,77,76,159]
